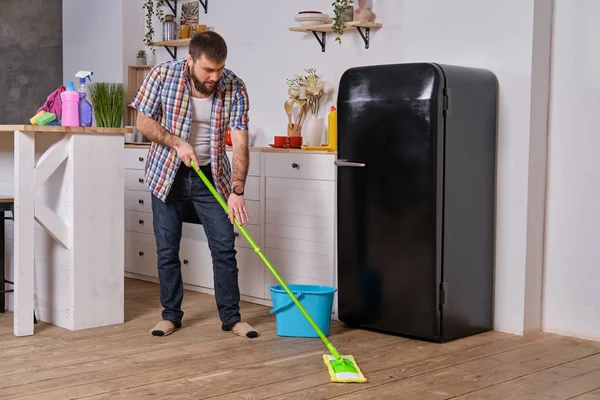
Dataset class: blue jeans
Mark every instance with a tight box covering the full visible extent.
[151,163,241,330]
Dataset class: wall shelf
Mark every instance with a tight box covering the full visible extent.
[289,21,383,52]
[155,0,207,59]
[151,39,191,59]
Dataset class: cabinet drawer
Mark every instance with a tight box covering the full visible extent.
[237,247,263,298]
[263,247,332,282]
[265,223,331,245]
[266,177,334,205]
[125,231,157,277]
[265,234,330,257]
[245,200,259,225]
[264,153,335,181]
[244,176,260,201]
[226,150,260,177]
[126,190,152,213]
[180,237,214,289]
[125,169,147,191]
[234,223,259,249]
[125,148,149,170]
[126,210,153,235]
[265,211,330,231]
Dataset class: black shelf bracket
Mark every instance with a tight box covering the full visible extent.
[163,0,178,59]
[166,0,177,15]
[199,0,208,13]
[311,31,326,52]
[355,27,371,49]
[164,46,177,59]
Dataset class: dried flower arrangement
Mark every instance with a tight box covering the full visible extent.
[287,68,325,115]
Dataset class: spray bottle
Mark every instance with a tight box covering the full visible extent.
[61,82,80,127]
[75,71,94,127]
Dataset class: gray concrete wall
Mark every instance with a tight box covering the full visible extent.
[0,0,63,124]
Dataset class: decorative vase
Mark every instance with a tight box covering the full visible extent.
[305,114,322,147]
[354,0,372,22]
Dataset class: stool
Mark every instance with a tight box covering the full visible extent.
[0,196,14,313]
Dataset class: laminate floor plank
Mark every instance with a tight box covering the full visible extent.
[453,353,600,399]
[0,278,598,400]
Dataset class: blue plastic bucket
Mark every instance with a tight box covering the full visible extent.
[268,284,337,338]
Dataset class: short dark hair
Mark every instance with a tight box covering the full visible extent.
[189,31,227,62]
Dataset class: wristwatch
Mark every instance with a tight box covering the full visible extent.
[232,185,244,196]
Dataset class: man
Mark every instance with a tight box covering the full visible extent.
[131,31,258,339]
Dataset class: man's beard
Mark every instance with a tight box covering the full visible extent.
[189,69,216,96]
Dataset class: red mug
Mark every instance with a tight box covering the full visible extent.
[274,136,287,147]
[288,136,302,148]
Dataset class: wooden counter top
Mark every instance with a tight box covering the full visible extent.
[0,125,132,134]
[125,142,336,154]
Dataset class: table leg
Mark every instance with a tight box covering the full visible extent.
[14,130,35,336]
[0,212,4,313]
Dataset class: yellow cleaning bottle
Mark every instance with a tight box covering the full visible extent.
[301,106,337,151]
[327,106,337,150]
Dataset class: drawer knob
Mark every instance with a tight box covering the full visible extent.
[183,259,189,264]
[138,251,144,256]
[138,199,144,204]
[138,178,144,183]
[138,156,144,162]
[292,162,299,169]
[138,219,144,224]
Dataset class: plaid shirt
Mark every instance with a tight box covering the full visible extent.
[131,58,249,202]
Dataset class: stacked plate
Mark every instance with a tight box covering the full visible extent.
[294,11,331,26]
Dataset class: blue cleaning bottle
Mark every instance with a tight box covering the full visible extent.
[75,71,94,127]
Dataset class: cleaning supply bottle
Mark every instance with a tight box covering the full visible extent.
[60,82,80,126]
[327,106,337,150]
[75,71,94,127]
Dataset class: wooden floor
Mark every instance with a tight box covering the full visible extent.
[1,279,600,399]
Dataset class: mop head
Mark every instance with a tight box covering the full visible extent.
[322,354,367,383]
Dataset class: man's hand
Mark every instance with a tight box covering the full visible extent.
[227,193,249,225]
[174,139,198,168]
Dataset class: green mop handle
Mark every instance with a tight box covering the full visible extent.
[190,161,342,360]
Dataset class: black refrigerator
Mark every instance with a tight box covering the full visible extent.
[335,62,498,342]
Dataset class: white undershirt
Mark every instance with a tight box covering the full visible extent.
[189,93,214,166]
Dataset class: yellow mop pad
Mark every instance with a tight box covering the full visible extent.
[323,354,367,383]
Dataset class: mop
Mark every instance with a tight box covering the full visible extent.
[191,161,367,384]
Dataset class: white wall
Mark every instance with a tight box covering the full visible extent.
[542,0,600,341]
[122,0,146,95]
[63,0,124,84]
[62,0,555,335]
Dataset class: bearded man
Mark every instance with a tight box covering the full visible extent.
[132,30,258,339]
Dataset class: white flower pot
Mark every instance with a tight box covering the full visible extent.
[305,114,322,147]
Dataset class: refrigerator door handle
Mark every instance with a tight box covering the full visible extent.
[334,159,366,167]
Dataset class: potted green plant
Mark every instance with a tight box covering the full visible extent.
[143,0,167,54]
[89,82,125,128]
[331,0,353,44]
[136,50,147,65]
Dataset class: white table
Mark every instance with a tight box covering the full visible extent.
[0,125,130,336]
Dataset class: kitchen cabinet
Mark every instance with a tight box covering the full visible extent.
[262,153,337,314]
[123,145,337,316]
